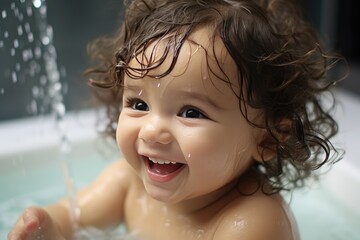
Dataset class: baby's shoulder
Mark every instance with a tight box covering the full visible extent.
[94,159,138,190]
[213,194,298,240]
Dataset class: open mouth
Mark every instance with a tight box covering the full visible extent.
[145,157,185,175]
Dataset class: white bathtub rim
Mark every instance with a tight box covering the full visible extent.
[0,109,102,157]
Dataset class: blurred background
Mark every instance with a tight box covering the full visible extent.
[0,0,359,121]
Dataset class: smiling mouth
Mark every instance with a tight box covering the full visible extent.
[144,157,185,176]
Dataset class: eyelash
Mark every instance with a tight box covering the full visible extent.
[124,97,208,119]
[178,106,208,119]
[125,97,149,111]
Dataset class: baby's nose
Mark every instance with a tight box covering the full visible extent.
[138,116,173,145]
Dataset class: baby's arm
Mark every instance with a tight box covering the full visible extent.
[8,159,131,240]
[74,159,131,229]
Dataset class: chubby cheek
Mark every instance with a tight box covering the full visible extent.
[116,114,138,162]
[181,128,255,180]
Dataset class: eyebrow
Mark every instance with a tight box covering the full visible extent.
[123,84,226,110]
[179,90,225,110]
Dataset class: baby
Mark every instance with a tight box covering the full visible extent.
[9,0,343,239]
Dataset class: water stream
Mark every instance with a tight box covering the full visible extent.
[1,0,132,238]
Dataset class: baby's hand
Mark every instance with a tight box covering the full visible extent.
[8,206,65,240]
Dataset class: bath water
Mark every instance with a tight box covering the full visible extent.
[1,141,359,239]
[0,139,138,239]
[0,0,103,238]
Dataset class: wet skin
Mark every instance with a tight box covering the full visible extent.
[8,27,299,240]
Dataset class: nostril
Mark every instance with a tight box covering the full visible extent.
[138,121,173,144]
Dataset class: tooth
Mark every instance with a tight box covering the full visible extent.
[149,157,177,165]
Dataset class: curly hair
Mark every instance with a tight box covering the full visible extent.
[85,0,345,192]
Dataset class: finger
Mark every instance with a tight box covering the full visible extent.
[23,207,41,232]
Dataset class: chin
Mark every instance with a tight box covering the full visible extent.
[144,182,183,204]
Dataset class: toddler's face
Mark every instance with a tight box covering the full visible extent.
[117,28,262,204]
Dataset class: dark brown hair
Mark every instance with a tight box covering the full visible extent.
[86,0,345,192]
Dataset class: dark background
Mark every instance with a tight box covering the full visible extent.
[0,0,359,121]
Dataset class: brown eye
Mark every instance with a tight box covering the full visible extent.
[180,107,206,119]
[126,98,149,111]
[133,100,149,111]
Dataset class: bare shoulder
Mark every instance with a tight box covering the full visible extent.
[98,158,135,181]
[213,193,299,240]
[75,159,136,227]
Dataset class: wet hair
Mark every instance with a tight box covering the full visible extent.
[85,0,345,192]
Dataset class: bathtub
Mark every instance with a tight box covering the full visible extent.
[0,90,359,239]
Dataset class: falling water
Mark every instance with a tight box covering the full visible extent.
[0,0,80,235]
[0,0,67,117]
[1,1,133,239]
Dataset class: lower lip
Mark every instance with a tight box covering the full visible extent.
[144,158,185,183]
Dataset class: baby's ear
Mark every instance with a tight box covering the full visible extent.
[253,119,292,162]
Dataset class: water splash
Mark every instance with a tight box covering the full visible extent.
[0,0,79,235]
[0,0,67,116]
[1,1,136,239]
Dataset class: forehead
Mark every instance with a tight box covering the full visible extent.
[126,27,240,95]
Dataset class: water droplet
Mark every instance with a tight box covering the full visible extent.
[14,8,19,18]
[27,32,34,42]
[17,13,23,21]
[12,72,17,83]
[234,217,247,229]
[4,31,9,38]
[17,25,23,36]
[24,22,31,33]
[187,153,191,159]
[1,10,6,19]
[60,66,67,77]
[54,102,66,118]
[0,88,4,95]
[164,219,171,227]
[33,46,41,59]
[138,90,143,96]
[11,3,16,10]
[22,49,33,61]
[27,6,33,17]
[40,75,47,85]
[46,25,53,38]
[32,86,40,98]
[11,48,15,56]
[15,63,21,71]
[61,137,72,154]
[157,82,161,88]
[33,0,42,8]
[41,35,49,45]
[14,39,19,48]
[0,41,3,48]
[39,5,47,16]
[48,68,60,82]
[53,82,62,91]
